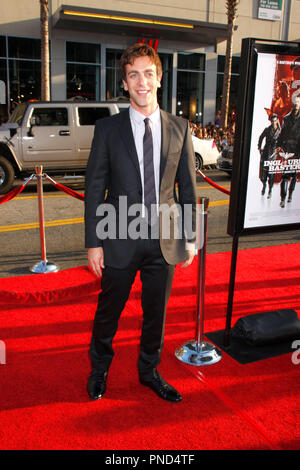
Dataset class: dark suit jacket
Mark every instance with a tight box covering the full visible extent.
[84,108,197,268]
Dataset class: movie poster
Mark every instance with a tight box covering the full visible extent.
[243,52,300,229]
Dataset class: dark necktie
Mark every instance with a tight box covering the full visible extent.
[143,118,157,224]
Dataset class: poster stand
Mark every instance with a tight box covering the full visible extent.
[223,38,300,346]
[223,234,239,347]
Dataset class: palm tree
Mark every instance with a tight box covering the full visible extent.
[40,0,50,101]
[220,0,239,129]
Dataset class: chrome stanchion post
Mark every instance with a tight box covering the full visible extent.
[175,197,222,366]
[30,165,59,274]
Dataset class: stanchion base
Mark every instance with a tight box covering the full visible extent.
[30,260,59,274]
[175,340,222,366]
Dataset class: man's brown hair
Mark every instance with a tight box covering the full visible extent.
[120,43,162,81]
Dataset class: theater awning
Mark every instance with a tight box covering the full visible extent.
[53,6,228,47]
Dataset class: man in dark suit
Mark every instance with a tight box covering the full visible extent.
[85,43,197,403]
[258,113,280,198]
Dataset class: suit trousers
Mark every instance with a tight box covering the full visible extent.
[90,236,175,380]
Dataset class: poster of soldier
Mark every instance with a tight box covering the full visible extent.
[243,51,300,229]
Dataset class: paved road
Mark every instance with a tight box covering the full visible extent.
[0,170,299,278]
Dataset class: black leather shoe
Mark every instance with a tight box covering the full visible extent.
[140,370,182,403]
[87,371,108,400]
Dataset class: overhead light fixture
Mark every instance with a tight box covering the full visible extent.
[63,10,194,29]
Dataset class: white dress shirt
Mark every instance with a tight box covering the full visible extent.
[129,105,195,252]
[129,105,161,215]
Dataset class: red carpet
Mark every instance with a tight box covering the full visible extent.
[0,244,299,450]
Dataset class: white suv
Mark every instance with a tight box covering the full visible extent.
[0,101,121,193]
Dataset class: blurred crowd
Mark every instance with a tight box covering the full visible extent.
[189,108,236,153]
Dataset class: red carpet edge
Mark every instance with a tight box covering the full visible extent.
[0,266,101,305]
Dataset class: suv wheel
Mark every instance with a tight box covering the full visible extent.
[0,156,15,194]
[195,153,203,172]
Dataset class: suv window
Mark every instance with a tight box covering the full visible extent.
[78,107,110,126]
[32,107,68,126]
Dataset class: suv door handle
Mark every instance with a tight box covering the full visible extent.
[59,130,70,136]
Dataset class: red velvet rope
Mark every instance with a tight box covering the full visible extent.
[0,184,26,205]
[197,170,231,196]
[52,182,84,201]
[0,171,229,206]
[45,175,84,201]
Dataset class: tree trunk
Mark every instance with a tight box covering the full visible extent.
[220,0,239,129]
[40,0,50,101]
[220,22,234,129]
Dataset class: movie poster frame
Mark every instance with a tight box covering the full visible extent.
[227,37,300,237]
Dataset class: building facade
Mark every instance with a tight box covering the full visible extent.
[0,0,299,125]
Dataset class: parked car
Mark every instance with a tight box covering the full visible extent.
[0,101,121,194]
[0,100,218,193]
[216,147,233,176]
[192,136,221,171]
[106,97,130,112]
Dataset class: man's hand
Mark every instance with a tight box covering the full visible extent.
[181,249,195,268]
[88,247,105,277]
